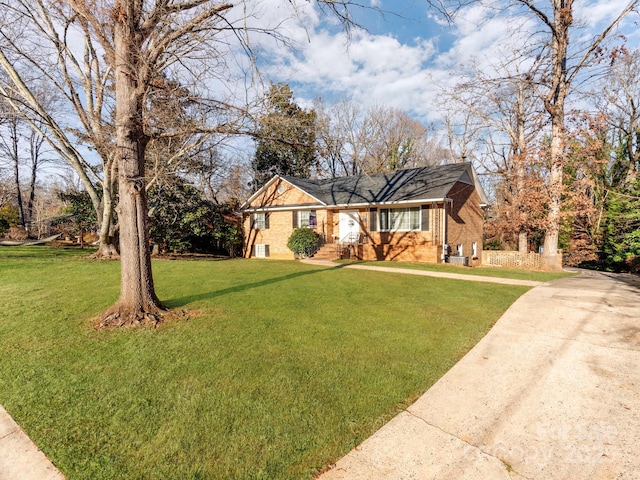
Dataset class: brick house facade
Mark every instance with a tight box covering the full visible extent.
[242,163,488,265]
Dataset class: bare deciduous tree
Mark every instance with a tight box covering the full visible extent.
[316,99,444,177]
[0,97,56,232]
[431,0,639,268]
[440,57,545,252]
[594,47,640,188]
[0,2,119,256]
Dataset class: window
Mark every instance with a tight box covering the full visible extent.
[456,244,463,256]
[253,212,268,230]
[254,244,269,258]
[379,207,420,231]
[295,210,317,228]
[472,242,478,258]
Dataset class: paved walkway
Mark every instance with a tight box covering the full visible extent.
[0,406,64,480]
[318,269,640,479]
[301,259,544,287]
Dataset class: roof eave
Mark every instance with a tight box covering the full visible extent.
[468,164,490,206]
[243,203,325,213]
[328,198,447,208]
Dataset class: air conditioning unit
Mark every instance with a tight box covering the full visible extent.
[449,255,469,266]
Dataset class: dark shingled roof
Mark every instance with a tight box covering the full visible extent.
[281,162,473,206]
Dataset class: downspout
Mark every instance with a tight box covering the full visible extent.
[441,199,447,262]
[441,198,453,262]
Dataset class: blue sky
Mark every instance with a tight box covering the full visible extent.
[250,0,640,125]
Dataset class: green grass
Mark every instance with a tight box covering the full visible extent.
[338,259,575,282]
[0,246,530,479]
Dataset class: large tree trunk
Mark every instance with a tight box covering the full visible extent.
[542,118,564,270]
[540,1,570,271]
[26,147,37,229]
[92,166,120,259]
[9,122,26,227]
[97,0,164,328]
[515,86,528,254]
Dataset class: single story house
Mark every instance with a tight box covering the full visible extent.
[241,162,489,265]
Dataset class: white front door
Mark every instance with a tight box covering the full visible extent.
[339,210,360,243]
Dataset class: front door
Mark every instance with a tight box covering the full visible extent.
[339,210,360,243]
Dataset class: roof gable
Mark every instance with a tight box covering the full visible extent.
[242,176,325,210]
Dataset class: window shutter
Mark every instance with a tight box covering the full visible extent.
[264,245,270,257]
[250,214,255,230]
[251,245,256,257]
[292,211,298,228]
[264,212,270,229]
[369,208,377,232]
[421,205,430,231]
[380,209,389,230]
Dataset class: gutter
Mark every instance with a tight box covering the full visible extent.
[243,197,448,212]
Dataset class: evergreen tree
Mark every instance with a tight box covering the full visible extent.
[601,179,640,271]
[251,83,317,190]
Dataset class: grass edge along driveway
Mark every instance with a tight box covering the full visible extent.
[0,249,531,479]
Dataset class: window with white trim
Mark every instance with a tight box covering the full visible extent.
[456,244,463,256]
[253,212,267,229]
[296,210,317,228]
[379,207,420,231]
[472,242,478,258]
[254,244,269,258]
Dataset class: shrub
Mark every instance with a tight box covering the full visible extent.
[0,205,19,235]
[6,226,28,240]
[0,218,8,238]
[287,228,320,258]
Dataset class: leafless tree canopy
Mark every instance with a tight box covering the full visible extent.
[316,99,445,177]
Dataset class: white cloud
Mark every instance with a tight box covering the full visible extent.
[575,0,637,28]
[259,25,440,120]
[250,0,639,125]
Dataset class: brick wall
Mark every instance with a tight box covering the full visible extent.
[244,209,329,259]
[482,250,563,270]
[356,242,440,262]
[446,182,484,267]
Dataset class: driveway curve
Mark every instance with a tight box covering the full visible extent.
[318,269,640,480]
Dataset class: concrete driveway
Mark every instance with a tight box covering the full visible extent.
[318,270,640,480]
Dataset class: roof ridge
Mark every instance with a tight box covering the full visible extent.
[284,162,468,182]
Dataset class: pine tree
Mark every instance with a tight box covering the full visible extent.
[251,83,317,190]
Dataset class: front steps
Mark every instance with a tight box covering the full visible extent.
[312,243,342,261]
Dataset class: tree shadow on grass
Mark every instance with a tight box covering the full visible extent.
[163,265,332,308]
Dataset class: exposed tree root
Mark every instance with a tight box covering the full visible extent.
[89,251,121,260]
[90,244,120,260]
[94,305,191,330]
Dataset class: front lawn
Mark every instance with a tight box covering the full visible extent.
[0,247,529,479]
